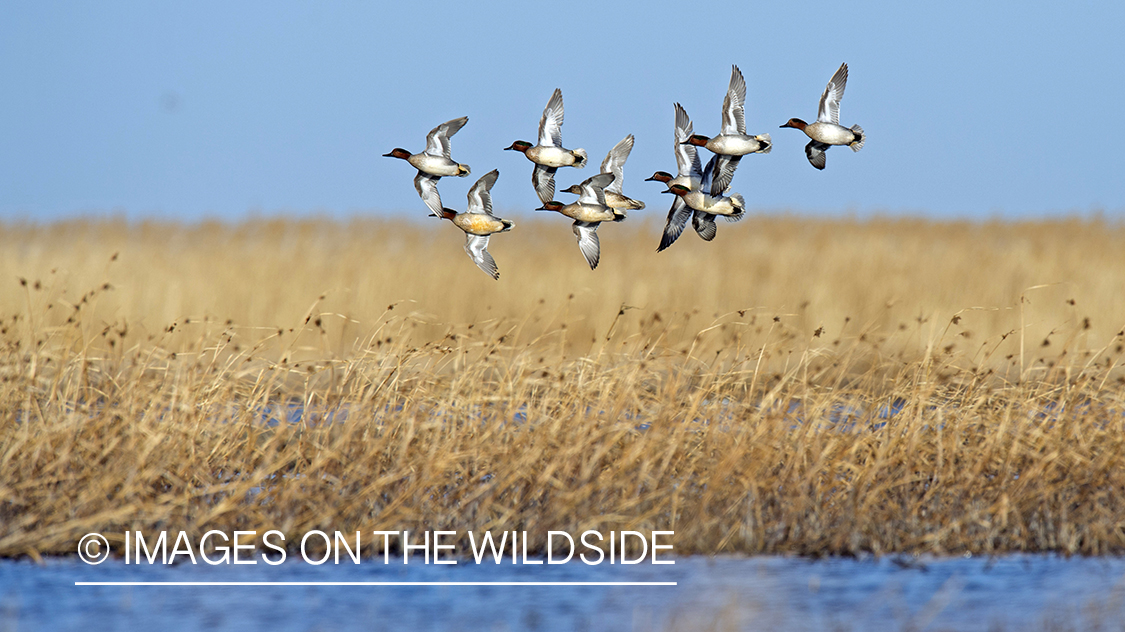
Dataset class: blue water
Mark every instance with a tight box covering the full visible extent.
[2,554,1123,631]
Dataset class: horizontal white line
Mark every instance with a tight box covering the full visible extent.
[75,581,677,587]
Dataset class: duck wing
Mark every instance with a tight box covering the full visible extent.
[538,88,565,148]
[464,234,499,280]
[699,154,717,195]
[657,197,692,252]
[532,164,558,205]
[600,134,634,196]
[673,103,703,180]
[572,221,601,270]
[692,211,717,241]
[817,62,848,125]
[711,155,741,197]
[466,169,500,215]
[425,116,468,158]
[414,172,444,216]
[578,172,614,206]
[721,65,747,135]
[805,140,830,170]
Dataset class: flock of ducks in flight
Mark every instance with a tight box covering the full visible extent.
[384,63,865,279]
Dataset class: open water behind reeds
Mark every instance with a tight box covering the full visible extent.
[3,554,1123,631]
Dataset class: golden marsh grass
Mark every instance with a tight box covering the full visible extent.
[1,214,1124,559]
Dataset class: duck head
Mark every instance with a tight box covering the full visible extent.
[663,184,691,197]
[645,171,674,183]
[438,208,458,221]
[504,140,533,153]
[535,201,564,212]
[383,148,412,160]
[560,184,584,195]
[681,135,710,147]
[780,118,808,131]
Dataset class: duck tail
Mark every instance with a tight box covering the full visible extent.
[501,219,515,232]
[728,194,746,222]
[612,209,628,223]
[849,125,865,152]
[754,133,772,154]
[572,148,588,168]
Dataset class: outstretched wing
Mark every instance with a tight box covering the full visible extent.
[464,234,499,280]
[413,172,443,216]
[699,154,717,195]
[817,63,848,125]
[673,103,703,180]
[466,169,500,215]
[425,116,468,157]
[657,197,692,252]
[600,134,634,196]
[532,164,558,204]
[711,155,741,196]
[692,212,717,241]
[805,140,830,170]
[578,172,614,206]
[538,88,565,147]
[721,65,747,135]
[572,221,601,269]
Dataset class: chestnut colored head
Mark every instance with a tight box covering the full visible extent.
[535,201,564,212]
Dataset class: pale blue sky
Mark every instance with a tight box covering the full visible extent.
[1,1,1121,222]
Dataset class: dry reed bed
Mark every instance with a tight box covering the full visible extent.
[1,215,1124,558]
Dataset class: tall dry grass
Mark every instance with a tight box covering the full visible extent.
[1,214,1124,558]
